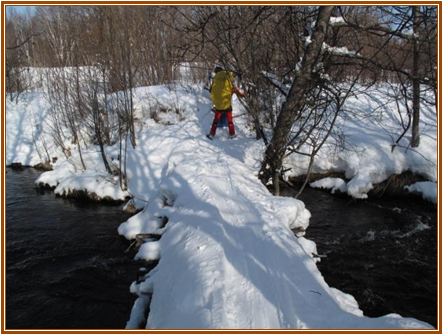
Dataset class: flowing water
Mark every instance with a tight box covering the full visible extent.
[6,168,138,329]
[285,187,437,328]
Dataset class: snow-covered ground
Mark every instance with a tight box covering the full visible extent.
[6,93,58,166]
[5,83,436,329]
[285,85,437,201]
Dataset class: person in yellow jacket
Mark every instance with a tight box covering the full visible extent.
[207,66,245,140]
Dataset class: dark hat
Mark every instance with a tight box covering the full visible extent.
[214,66,224,73]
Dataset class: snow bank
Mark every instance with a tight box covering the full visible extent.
[298,237,320,263]
[136,241,161,261]
[33,84,202,201]
[285,85,437,199]
[35,144,130,201]
[406,181,438,204]
[53,171,128,201]
[310,177,347,194]
[8,81,436,203]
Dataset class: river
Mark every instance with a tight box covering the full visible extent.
[6,168,137,329]
[290,187,437,328]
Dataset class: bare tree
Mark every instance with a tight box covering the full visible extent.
[5,9,38,101]
[259,6,335,194]
[336,6,437,149]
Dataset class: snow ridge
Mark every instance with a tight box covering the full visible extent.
[117,112,431,329]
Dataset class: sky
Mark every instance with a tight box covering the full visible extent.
[6,6,35,16]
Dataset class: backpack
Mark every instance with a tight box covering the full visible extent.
[210,70,235,111]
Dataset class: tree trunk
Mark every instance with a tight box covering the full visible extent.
[411,6,420,148]
[74,65,87,171]
[259,6,334,188]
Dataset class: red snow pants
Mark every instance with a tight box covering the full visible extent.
[209,111,235,136]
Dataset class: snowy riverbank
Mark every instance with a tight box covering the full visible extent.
[285,85,438,203]
[5,84,436,329]
[7,84,437,204]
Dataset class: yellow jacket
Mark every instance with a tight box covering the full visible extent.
[210,70,235,111]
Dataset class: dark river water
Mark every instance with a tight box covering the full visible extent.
[6,168,437,329]
[289,187,437,328]
[6,168,137,329]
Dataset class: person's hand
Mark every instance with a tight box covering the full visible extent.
[233,87,246,98]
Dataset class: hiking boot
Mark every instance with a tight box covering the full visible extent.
[206,134,214,140]
[229,134,237,139]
